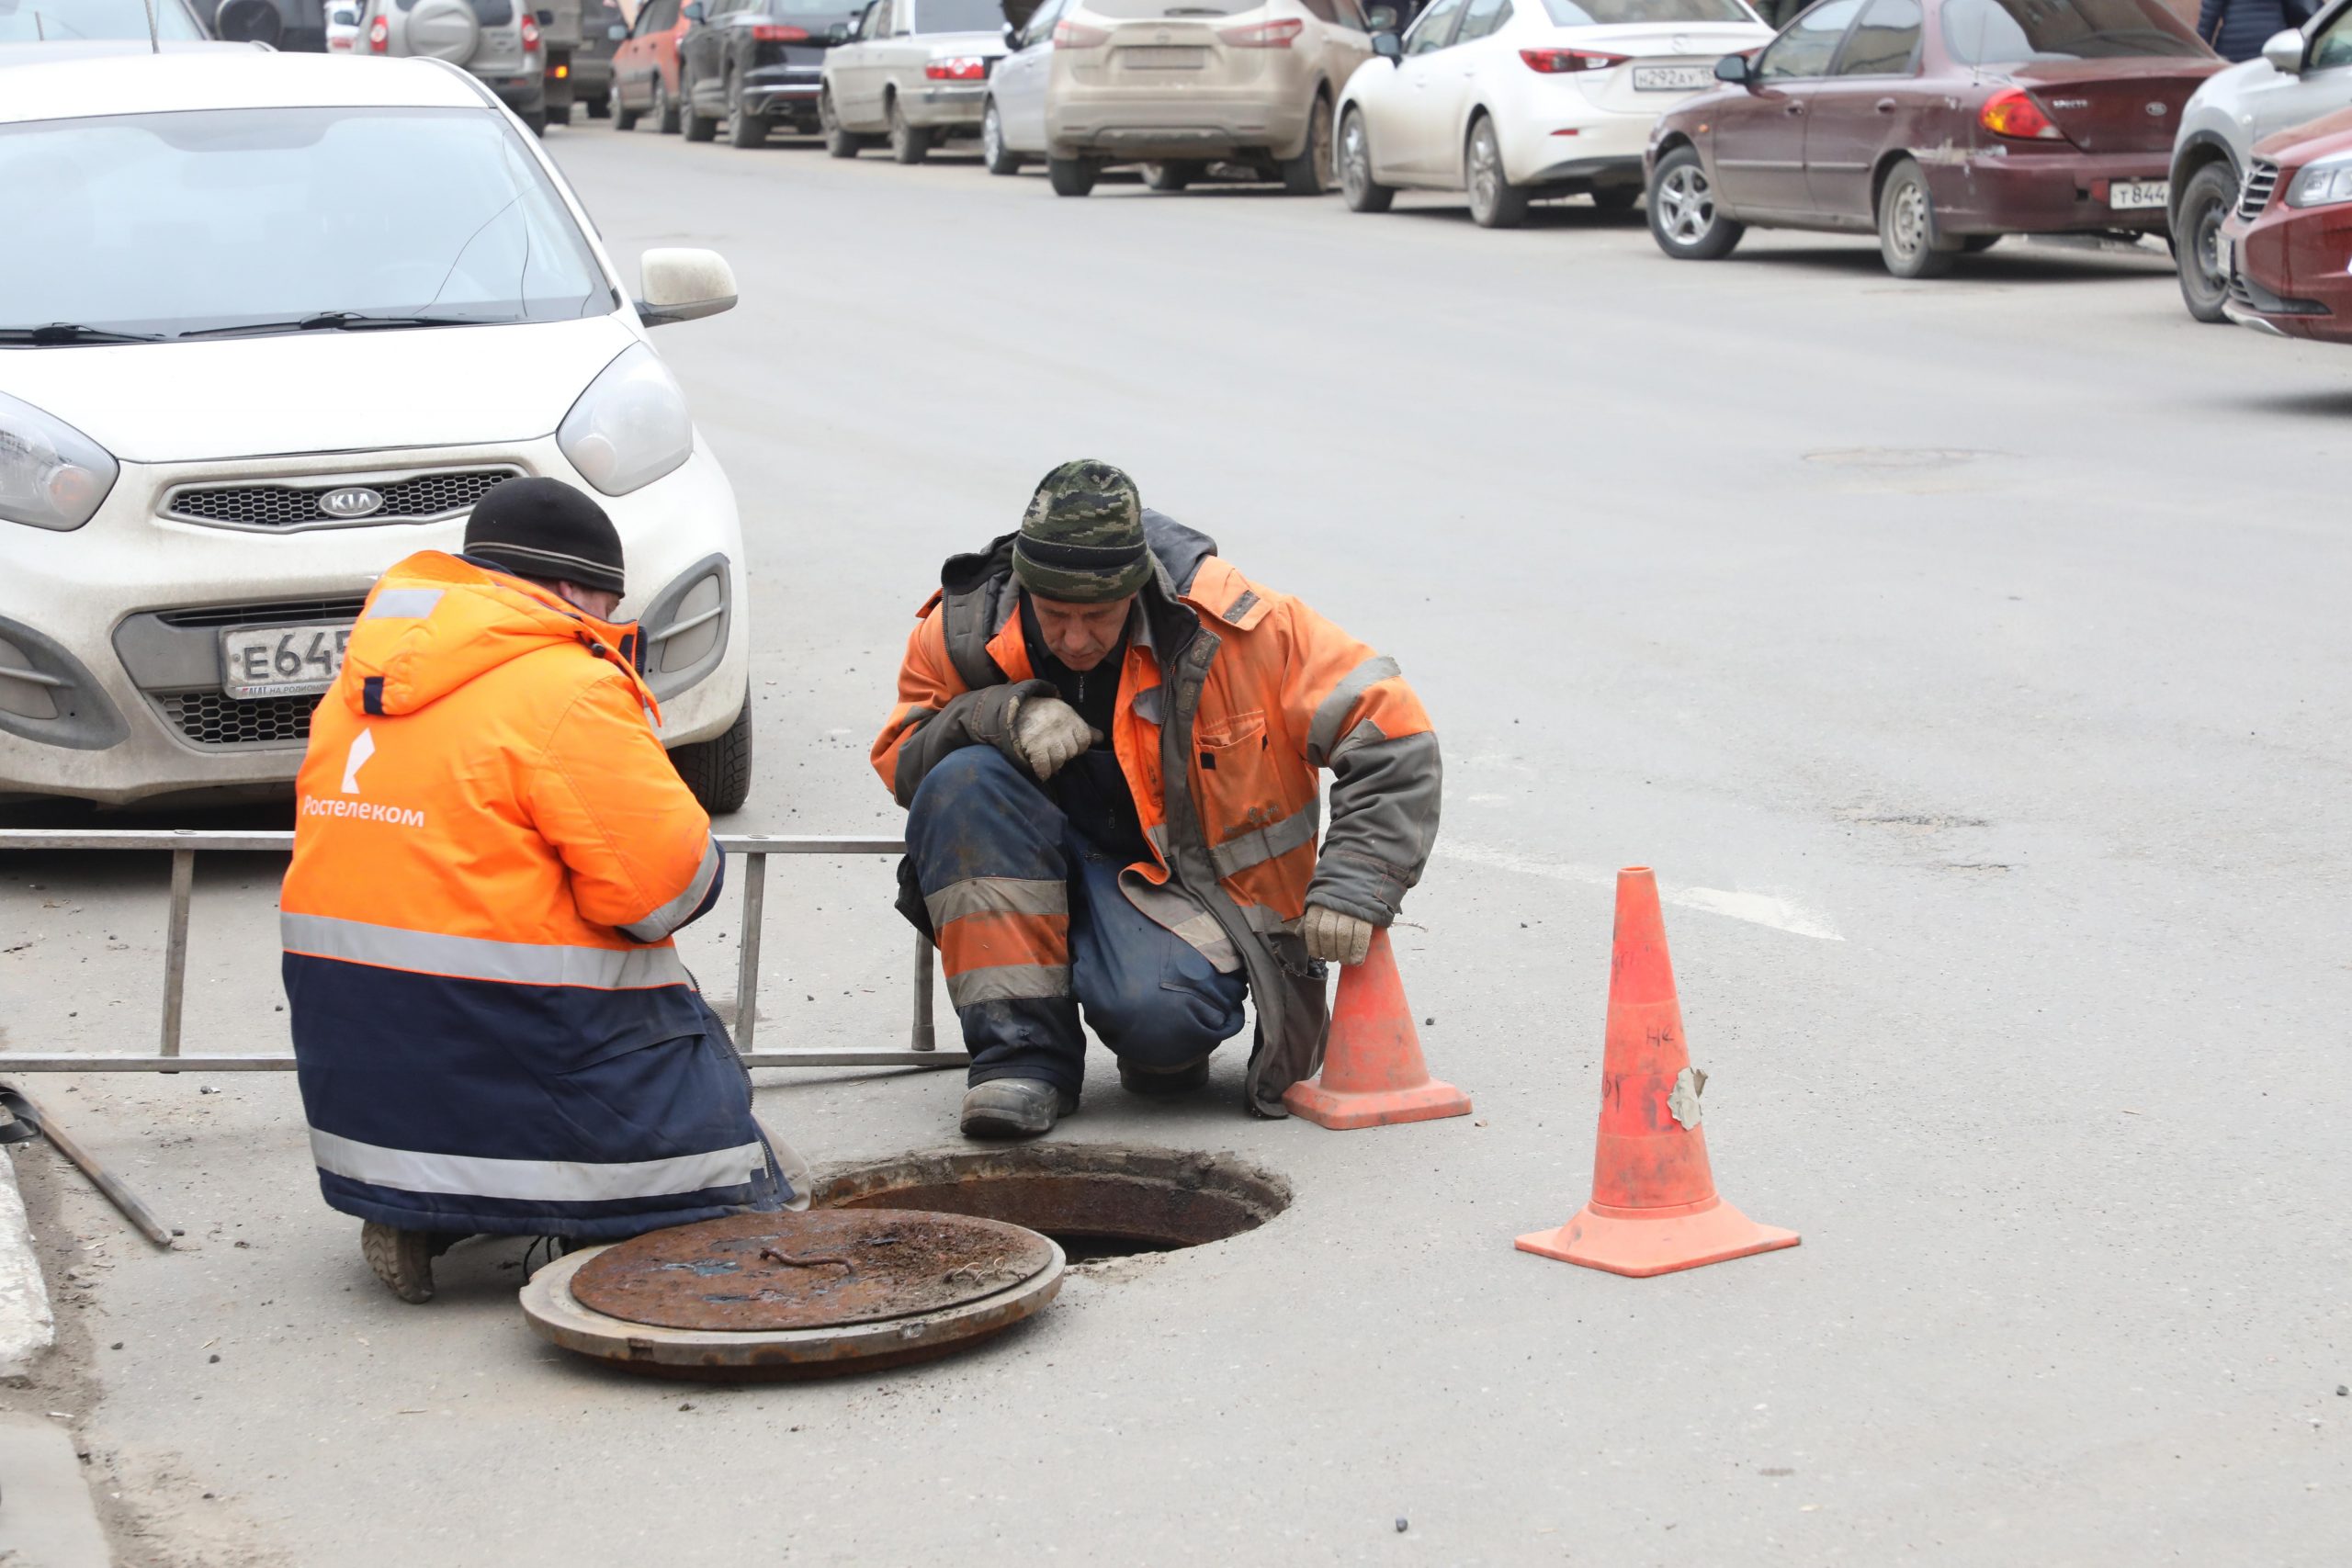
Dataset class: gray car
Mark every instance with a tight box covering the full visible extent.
[2171,0,2352,321]
[356,0,548,133]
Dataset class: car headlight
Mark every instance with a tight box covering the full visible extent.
[556,344,695,497]
[2286,157,2352,209]
[0,390,118,532]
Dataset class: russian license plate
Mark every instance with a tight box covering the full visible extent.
[2109,178,2168,211]
[1121,46,1204,68]
[1632,64,1712,91]
[220,622,351,701]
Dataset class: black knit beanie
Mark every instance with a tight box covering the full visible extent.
[463,478,626,596]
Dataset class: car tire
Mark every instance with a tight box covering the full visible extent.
[585,94,612,119]
[726,74,769,148]
[1877,157,1957,278]
[670,694,753,818]
[982,100,1022,175]
[1142,160,1201,192]
[521,109,548,138]
[615,93,640,131]
[653,75,681,135]
[1278,94,1334,197]
[2174,160,2237,324]
[1464,114,1527,229]
[886,93,932,164]
[821,89,862,158]
[682,82,716,142]
[1647,144,1742,260]
[1048,155,1097,197]
[1340,107,1393,214]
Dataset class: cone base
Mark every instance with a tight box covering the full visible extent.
[1514,1197,1799,1278]
[1282,1077,1472,1131]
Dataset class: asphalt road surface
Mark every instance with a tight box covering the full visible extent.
[4,123,2349,1567]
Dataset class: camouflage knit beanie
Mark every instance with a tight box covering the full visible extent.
[1012,460,1152,604]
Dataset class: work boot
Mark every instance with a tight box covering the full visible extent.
[360,1224,468,1303]
[1118,1055,1211,1096]
[959,1078,1076,1140]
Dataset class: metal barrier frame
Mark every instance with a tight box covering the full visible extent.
[0,830,966,1073]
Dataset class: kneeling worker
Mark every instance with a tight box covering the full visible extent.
[873,461,1442,1137]
[282,478,792,1303]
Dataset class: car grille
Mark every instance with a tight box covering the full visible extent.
[154,596,368,629]
[164,467,524,530]
[2238,159,2278,221]
[158,691,323,747]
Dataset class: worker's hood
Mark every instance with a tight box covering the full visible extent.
[0,315,639,464]
[343,551,651,719]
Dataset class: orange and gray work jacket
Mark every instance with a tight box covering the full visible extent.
[279,551,775,1237]
[872,513,1442,1115]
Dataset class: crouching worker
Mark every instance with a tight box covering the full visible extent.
[282,478,796,1303]
[873,461,1442,1139]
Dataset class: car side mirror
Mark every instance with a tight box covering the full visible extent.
[2261,28,2304,73]
[1370,29,1400,60]
[683,1,706,22]
[608,20,628,38]
[637,247,739,326]
[1364,4,1396,28]
[1714,51,1751,85]
[827,18,851,39]
[214,0,283,45]
[1004,22,1019,45]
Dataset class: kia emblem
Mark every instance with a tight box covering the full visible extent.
[319,486,384,519]
[2146,101,2166,116]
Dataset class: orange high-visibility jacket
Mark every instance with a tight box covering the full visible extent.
[280,551,772,1236]
[872,513,1441,1114]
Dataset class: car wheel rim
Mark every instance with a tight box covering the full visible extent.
[984,107,1001,164]
[1659,164,1711,244]
[1470,130,1497,215]
[1893,181,1928,258]
[1342,117,1367,197]
[2195,202,2226,297]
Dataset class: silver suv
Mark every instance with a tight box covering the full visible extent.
[2171,0,2352,322]
[358,0,548,133]
[1043,0,1377,196]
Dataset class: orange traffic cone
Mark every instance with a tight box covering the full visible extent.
[1283,927,1472,1130]
[1515,868,1798,1277]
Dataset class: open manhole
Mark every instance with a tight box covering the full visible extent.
[812,1144,1292,1263]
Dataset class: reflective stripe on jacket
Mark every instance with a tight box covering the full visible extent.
[871,513,1442,1114]
[281,551,775,1237]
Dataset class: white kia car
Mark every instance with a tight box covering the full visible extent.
[0,47,755,812]
[1336,0,1770,227]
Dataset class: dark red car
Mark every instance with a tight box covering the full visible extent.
[1643,0,2221,276]
[613,0,695,133]
[2220,105,2352,344]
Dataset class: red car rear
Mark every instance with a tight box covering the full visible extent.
[1644,0,2222,276]
[2219,106,2352,344]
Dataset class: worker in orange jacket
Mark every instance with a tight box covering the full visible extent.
[873,461,1442,1138]
[282,479,793,1303]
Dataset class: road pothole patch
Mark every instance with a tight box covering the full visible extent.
[1802,447,1997,471]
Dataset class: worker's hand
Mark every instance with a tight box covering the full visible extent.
[1011,696,1098,780]
[1298,904,1375,967]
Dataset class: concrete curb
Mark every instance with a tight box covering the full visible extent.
[0,1145,55,1380]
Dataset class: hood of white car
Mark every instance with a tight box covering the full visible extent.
[0,315,640,464]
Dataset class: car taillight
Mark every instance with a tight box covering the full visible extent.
[367,15,387,51]
[521,16,541,52]
[1980,87,2063,141]
[1220,17,1303,46]
[751,23,808,39]
[1053,18,1109,47]
[925,55,988,79]
[1520,47,1626,73]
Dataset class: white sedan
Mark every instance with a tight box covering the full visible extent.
[0,47,755,811]
[1337,0,1770,227]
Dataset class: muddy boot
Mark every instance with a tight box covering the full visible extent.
[959,1078,1076,1140]
[1118,1055,1210,1096]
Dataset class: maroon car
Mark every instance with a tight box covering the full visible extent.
[1643,0,2222,276]
[2219,105,2352,344]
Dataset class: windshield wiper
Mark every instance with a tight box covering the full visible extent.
[0,322,168,345]
[178,311,510,340]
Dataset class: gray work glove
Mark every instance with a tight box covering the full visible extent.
[1297,903,1374,967]
[1009,695,1098,781]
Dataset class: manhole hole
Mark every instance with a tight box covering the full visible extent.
[813,1144,1291,1263]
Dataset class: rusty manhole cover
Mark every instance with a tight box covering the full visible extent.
[569,1210,1056,1332]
